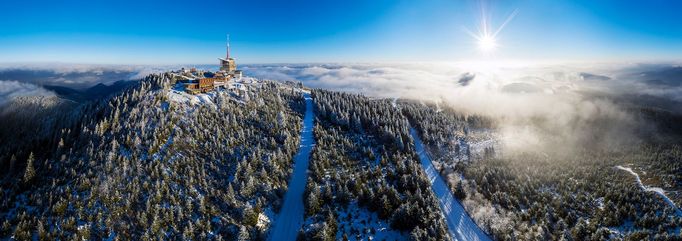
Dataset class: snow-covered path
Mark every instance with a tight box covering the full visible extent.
[410,128,491,241]
[616,165,682,216]
[269,92,315,241]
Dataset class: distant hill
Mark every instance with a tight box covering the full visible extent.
[579,72,612,81]
[43,80,136,102]
[0,69,137,88]
[638,66,682,87]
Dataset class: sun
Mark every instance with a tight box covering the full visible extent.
[478,35,497,52]
[464,6,517,55]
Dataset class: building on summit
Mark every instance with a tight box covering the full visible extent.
[184,35,242,94]
[219,35,242,78]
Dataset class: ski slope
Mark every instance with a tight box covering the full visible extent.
[410,128,492,241]
[269,92,315,241]
[616,165,682,216]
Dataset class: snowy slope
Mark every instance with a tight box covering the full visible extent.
[616,165,682,217]
[166,89,216,106]
[268,92,315,241]
[411,128,492,241]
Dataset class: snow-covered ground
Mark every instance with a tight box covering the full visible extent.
[166,78,262,107]
[268,92,315,241]
[467,129,500,158]
[335,203,408,241]
[411,128,491,241]
[166,88,216,106]
[616,165,682,217]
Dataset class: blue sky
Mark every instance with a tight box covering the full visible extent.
[0,0,680,64]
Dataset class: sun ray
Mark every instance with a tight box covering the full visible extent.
[466,2,518,54]
[462,27,482,41]
[493,9,518,38]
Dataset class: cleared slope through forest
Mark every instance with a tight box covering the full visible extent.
[410,128,491,241]
[616,165,682,216]
[269,92,315,241]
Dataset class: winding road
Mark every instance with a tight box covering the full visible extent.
[411,128,491,241]
[269,92,315,241]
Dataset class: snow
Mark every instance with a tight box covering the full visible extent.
[595,197,605,210]
[77,224,89,231]
[410,128,491,241]
[166,89,215,106]
[467,129,500,159]
[608,220,635,237]
[616,165,682,217]
[196,93,216,105]
[256,212,271,230]
[335,202,408,241]
[166,79,264,107]
[268,92,315,241]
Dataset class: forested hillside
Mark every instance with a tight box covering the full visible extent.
[2,72,680,241]
[0,74,306,240]
[299,90,450,240]
[402,101,682,241]
[0,74,460,241]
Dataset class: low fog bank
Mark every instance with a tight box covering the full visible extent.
[0,63,184,104]
[244,62,682,155]
[0,63,178,89]
[0,80,56,106]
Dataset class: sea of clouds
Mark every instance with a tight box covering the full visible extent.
[242,62,682,112]
[0,80,56,106]
[0,63,178,87]
[242,62,682,154]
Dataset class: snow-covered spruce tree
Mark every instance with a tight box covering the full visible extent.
[22,152,35,184]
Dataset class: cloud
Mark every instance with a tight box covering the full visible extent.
[243,62,682,155]
[0,63,178,88]
[0,80,55,105]
[243,62,681,111]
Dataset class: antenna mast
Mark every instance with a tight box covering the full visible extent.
[226,34,231,59]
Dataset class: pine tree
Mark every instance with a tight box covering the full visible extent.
[9,154,16,174]
[237,225,250,241]
[325,210,337,238]
[23,152,36,183]
[305,190,320,216]
[454,181,467,200]
[226,183,236,205]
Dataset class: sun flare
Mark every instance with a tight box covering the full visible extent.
[465,6,517,55]
[478,35,497,52]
